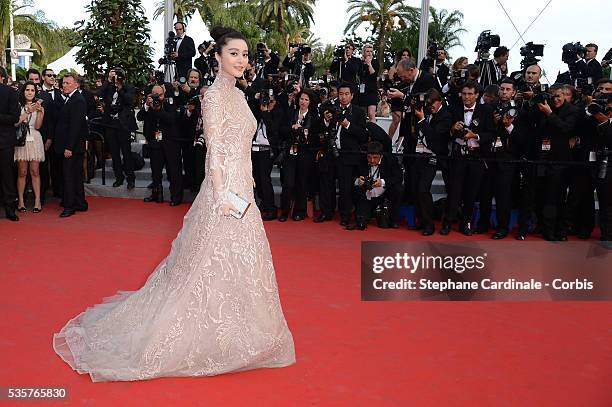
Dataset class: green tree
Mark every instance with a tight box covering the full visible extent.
[75,0,153,88]
[427,7,466,56]
[253,0,316,35]
[344,0,418,74]
[153,0,199,23]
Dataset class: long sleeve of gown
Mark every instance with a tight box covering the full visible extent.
[202,91,229,211]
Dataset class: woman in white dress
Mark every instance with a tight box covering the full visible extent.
[53,27,295,382]
[14,81,45,212]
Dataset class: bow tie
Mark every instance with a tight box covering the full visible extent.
[464,108,474,112]
[45,89,54,93]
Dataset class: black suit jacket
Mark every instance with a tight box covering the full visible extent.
[175,35,196,79]
[54,91,88,154]
[357,153,403,189]
[450,102,496,157]
[330,56,361,84]
[38,88,64,142]
[414,105,453,156]
[98,81,138,132]
[585,59,603,81]
[399,70,437,146]
[336,104,368,165]
[0,84,21,149]
[535,101,580,162]
[136,102,178,148]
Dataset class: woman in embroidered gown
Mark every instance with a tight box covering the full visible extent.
[53,27,296,382]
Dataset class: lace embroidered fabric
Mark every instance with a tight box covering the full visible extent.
[53,70,296,382]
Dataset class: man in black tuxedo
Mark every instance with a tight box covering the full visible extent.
[54,73,88,218]
[98,67,138,190]
[39,68,64,199]
[411,89,452,235]
[352,142,403,230]
[171,22,195,80]
[441,80,496,236]
[0,66,20,221]
[329,43,361,86]
[585,43,603,81]
[533,84,580,241]
[314,82,367,225]
[387,58,437,203]
[480,46,509,88]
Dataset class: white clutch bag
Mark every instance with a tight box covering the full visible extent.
[227,190,251,219]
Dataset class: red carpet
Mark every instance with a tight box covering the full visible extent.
[1,197,610,406]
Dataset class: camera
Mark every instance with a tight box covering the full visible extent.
[187,95,201,110]
[289,43,311,60]
[561,42,587,64]
[531,84,551,105]
[150,93,163,109]
[411,92,428,110]
[475,30,501,59]
[362,175,376,191]
[575,77,594,96]
[320,100,348,123]
[452,68,469,87]
[495,100,518,118]
[519,41,545,69]
[587,94,612,116]
[426,42,440,59]
[178,76,187,86]
[333,45,345,59]
[260,88,274,106]
[159,31,178,66]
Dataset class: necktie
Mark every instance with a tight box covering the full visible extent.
[464,108,474,112]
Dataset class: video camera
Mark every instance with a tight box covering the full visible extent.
[587,94,612,115]
[519,42,545,70]
[561,42,587,64]
[531,83,551,105]
[333,45,345,60]
[475,30,500,59]
[289,43,312,60]
[159,31,178,66]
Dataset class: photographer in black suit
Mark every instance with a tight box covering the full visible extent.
[314,82,367,225]
[98,67,138,190]
[441,80,496,235]
[0,66,20,221]
[137,84,178,204]
[54,73,88,218]
[411,89,452,235]
[329,43,361,86]
[585,43,603,81]
[170,22,196,80]
[352,142,403,230]
[387,58,437,202]
[39,68,64,199]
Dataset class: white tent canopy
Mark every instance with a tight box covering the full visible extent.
[47,46,85,74]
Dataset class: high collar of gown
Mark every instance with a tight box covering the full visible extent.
[216,69,237,90]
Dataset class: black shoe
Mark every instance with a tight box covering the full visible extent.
[314,214,332,223]
[17,206,26,212]
[127,180,135,190]
[60,209,76,218]
[460,222,472,236]
[440,221,451,235]
[75,204,88,212]
[112,180,124,187]
[5,208,19,221]
[144,194,156,203]
[473,226,488,234]
[262,211,277,221]
[347,222,366,230]
[515,232,526,241]
[340,217,350,227]
[32,207,42,213]
[557,234,568,242]
[390,223,400,229]
[422,227,435,236]
[491,230,508,240]
[543,233,557,241]
[278,214,288,222]
[293,215,304,221]
[169,200,182,207]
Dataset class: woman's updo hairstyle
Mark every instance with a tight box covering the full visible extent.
[210,26,247,55]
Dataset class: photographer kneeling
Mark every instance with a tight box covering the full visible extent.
[350,142,403,230]
[136,85,178,203]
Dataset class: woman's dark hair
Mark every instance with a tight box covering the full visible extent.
[210,26,247,54]
[296,88,318,109]
[19,81,38,106]
[395,48,412,62]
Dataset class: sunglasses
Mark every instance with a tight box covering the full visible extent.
[46,74,57,78]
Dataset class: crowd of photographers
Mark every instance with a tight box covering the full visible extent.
[1,21,611,244]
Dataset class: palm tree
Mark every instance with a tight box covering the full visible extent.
[427,7,466,54]
[253,0,316,35]
[344,0,418,74]
[153,0,200,23]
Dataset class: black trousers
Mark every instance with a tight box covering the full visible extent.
[252,149,275,213]
[516,163,536,234]
[62,153,87,210]
[194,144,206,192]
[149,146,165,187]
[535,165,568,237]
[105,122,134,182]
[280,151,314,217]
[318,155,359,219]
[40,148,63,198]
[565,165,595,236]
[355,185,402,225]
[0,147,16,207]
[593,166,612,241]
[478,161,515,232]
[177,140,196,190]
[411,157,437,229]
[444,157,485,224]
[162,139,183,203]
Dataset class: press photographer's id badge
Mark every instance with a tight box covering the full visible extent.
[359,83,365,94]
[155,131,163,141]
[290,144,298,156]
[541,139,551,151]
[494,137,503,148]
[415,142,425,153]
[589,151,597,162]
